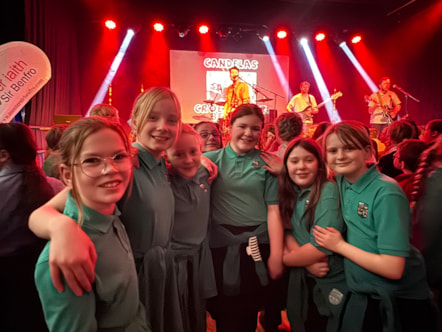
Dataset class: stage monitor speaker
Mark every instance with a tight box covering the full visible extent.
[53,114,83,125]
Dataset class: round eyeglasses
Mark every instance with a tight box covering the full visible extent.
[199,130,220,139]
[74,152,133,178]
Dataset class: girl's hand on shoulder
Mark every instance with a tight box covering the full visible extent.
[267,253,284,280]
[201,155,218,183]
[313,226,345,253]
[50,217,97,296]
[261,152,283,176]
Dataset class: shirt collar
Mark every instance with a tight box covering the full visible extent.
[133,142,165,170]
[65,191,120,233]
[170,165,208,185]
[342,164,379,194]
[225,142,260,159]
[0,163,24,176]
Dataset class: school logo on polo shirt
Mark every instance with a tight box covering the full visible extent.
[357,202,368,218]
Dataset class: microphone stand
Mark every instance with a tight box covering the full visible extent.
[393,85,420,118]
[239,76,284,110]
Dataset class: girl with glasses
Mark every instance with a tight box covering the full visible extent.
[34,117,148,331]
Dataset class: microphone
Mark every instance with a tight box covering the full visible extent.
[392,84,404,92]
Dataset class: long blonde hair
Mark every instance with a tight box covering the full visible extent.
[130,87,182,140]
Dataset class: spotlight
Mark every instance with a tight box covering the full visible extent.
[351,34,362,44]
[198,24,209,34]
[153,22,164,32]
[276,29,288,39]
[315,32,326,41]
[300,38,308,45]
[105,20,116,30]
[177,26,190,38]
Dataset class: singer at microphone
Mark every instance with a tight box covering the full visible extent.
[367,76,402,134]
[223,66,250,119]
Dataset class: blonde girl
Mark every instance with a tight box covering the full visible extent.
[30,87,187,332]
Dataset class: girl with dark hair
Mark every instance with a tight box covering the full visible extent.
[194,121,222,152]
[314,120,439,332]
[279,137,347,332]
[0,123,56,332]
[204,104,285,332]
[411,136,442,325]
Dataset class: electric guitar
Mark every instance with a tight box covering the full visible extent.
[299,91,343,121]
[364,95,399,124]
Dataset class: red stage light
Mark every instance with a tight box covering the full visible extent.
[105,20,116,30]
[351,35,362,44]
[153,22,164,32]
[198,24,209,34]
[276,29,288,39]
[315,32,326,41]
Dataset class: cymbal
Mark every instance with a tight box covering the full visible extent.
[214,101,226,106]
[256,98,273,102]
[192,115,212,121]
[203,100,215,104]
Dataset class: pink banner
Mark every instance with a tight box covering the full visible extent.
[0,41,51,123]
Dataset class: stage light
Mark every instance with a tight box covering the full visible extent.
[105,20,116,30]
[300,38,342,122]
[198,24,209,34]
[177,26,190,38]
[87,29,135,115]
[262,35,269,42]
[153,22,164,32]
[300,38,308,45]
[276,29,288,39]
[351,34,362,44]
[315,32,326,41]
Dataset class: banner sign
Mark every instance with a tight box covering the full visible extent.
[0,41,51,123]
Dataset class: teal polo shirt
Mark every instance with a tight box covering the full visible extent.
[35,192,141,331]
[291,181,343,254]
[170,165,210,245]
[204,143,278,227]
[336,165,429,299]
[119,143,175,254]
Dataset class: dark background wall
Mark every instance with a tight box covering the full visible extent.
[4,0,442,126]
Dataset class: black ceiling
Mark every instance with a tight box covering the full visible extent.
[75,0,435,34]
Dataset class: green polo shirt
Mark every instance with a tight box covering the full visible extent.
[291,181,344,262]
[119,143,175,254]
[204,143,278,227]
[336,165,429,299]
[35,192,141,331]
[170,165,210,245]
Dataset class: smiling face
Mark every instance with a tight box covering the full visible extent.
[229,114,262,154]
[166,132,202,179]
[195,122,222,152]
[61,128,132,215]
[136,98,180,159]
[286,145,319,190]
[230,68,239,83]
[325,132,371,183]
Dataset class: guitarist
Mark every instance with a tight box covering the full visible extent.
[368,76,401,134]
[286,81,318,132]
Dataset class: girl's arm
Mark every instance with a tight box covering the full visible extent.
[29,188,96,295]
[313,226,405,280]
[283,234,328,267]
[267,204,284,279]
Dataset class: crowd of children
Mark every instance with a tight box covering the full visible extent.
[1,86,441,332]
